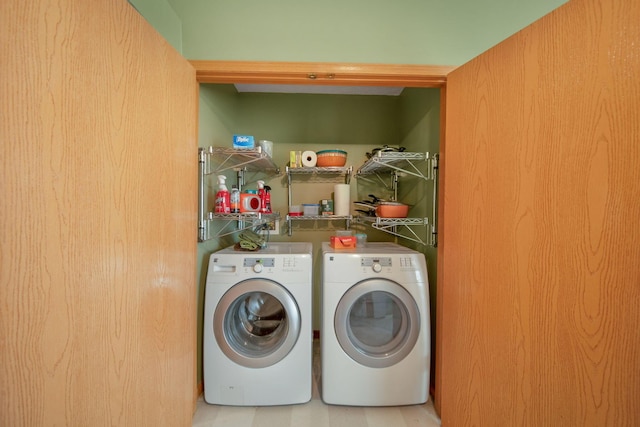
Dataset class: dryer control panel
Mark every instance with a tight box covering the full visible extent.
[360,257,392,267]
[361,257,391,273]
[359,256,419,273]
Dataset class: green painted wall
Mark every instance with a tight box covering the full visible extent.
[195,86,439,381]
[398,88,441,384]
[165,0,566,65]
[127,0,183,53]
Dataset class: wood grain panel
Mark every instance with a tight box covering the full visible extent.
[190,60,454,87]
[439,0,640,425]
[0,1,197,426]
[434,84,447,416]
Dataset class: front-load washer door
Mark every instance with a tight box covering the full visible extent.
[214,278,301,368]
[334,278,420,368]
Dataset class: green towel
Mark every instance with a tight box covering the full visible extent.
[239,240,259,250]
[238,229,265,250]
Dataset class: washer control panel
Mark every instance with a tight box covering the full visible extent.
[243,258,275,268]
[240,256,306,274]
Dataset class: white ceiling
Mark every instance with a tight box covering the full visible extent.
[234,84,404,96]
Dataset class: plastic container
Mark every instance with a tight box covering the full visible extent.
[258,140,273,157]
[230,185,240,213]
[214,175,230,214]
[330,235,356,249]
[355,233,367,247]
[263,185,272,214]
[302,204,320,216]
[289,205,303,216]
[257,180,268,213]
[240,193,261,212]
[335,230,353,236]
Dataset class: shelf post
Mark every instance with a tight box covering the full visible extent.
[198,148,207,242]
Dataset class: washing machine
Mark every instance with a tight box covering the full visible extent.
[321,242,430,406]
[203,242,313,406]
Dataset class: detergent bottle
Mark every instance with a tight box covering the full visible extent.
[214,175,230,214]
[230,184,240,213]
[257,180,267,213]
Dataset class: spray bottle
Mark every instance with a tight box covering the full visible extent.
[263,185,272,214]
[214,175,230,214]
[257,180,267,213]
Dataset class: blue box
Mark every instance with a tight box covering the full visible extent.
[233,135,255,149]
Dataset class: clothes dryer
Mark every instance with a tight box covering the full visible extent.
[321,242,430,406]
[203,242,313,406]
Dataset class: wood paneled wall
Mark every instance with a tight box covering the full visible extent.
[1,1,197,425]
[439,0,640,425]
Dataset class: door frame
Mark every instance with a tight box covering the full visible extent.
[190,60,452,414]
[190,60,453,87]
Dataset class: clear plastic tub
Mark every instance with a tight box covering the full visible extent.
[355,233,367,246]
[289,205,303,216]
[302,204,320,216]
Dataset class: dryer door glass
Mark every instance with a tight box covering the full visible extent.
[214,279,301,369]
[335,279,420,368]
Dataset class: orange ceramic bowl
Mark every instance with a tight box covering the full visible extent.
[376,202,409,218]
[316,150,347,167]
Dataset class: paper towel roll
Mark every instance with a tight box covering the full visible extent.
[333,184,350,216]
[301,150,317,167]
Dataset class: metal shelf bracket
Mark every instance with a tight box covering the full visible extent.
[354,151,439,247]
[198,146,280,242]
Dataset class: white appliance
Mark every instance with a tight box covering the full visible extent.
[203,242,313,406]
[321,242,430,406]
